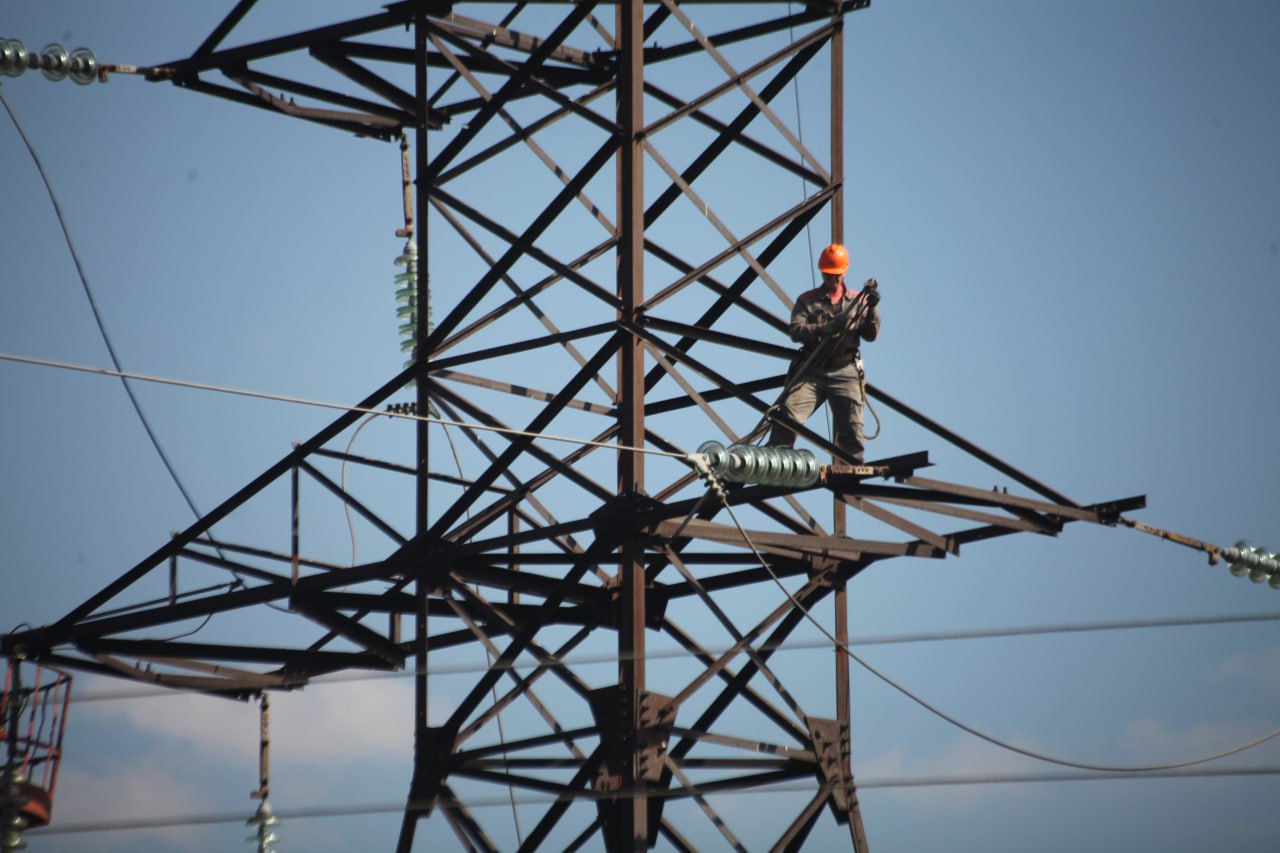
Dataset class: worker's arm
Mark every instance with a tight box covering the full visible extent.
[787,297,825,345]
[859,305,881,342]
[857,280,880,342]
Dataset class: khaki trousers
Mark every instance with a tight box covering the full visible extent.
[768,361,865,462]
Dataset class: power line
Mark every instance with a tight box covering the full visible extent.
[1,84,258,629]
[12,304,1275,769]
[7,347,1276,766]
[12,350,1276,770]
[0,351,697,463]
[848,610,1280,646]
[705,477,1280,774]
[0,85,212,540]
[60,609,1280,704]
[7,348,1276,772]
[28,766,1280,837]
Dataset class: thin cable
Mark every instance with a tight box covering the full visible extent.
[148,613,216,644]
[2,85,231,635]
[433,423,524,845]
[706,475,1280,773]
[0,352,697,464]
[57,609,1280,705]
[341,413,381,569]
[83,582,240,621]
[860,370,881,440]
[26,766,1280,836]
[0,87,215,547]
[6,354,1272,741]
[440,411,472,522]
[786,1,816,291]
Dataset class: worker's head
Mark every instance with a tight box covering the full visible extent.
[817,243,849,276]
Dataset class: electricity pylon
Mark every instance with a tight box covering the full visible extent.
[3,4,1156,849]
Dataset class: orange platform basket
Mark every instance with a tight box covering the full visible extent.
[2,660,72,828]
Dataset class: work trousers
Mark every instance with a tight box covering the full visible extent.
[768,361,866,462]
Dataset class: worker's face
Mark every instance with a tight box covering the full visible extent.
[822,271,845,290]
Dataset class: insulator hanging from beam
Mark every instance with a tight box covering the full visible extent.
[394,241,418,368]
[245,800,280,853]
[245,694,278,852]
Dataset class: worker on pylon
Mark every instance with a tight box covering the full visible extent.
[768,243,881,462]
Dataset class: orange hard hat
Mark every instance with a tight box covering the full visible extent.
[817,243,849,274]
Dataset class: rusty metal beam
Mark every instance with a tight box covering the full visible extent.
[423,3,601,186]
[310,47,416,112]
[158,8,413,76]
[231,64,415,124]
[612,5,651,847]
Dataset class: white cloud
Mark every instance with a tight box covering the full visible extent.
[268,676,416,763]
[857,734,1050,809]
[84,673,450,768]
[1215,643,1280,697]
[38,674,455,849]
[1118,716,1280,766]
[105,691,258,765]
[45,758,211,852]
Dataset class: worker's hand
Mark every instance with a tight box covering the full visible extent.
[822,317,845,336]
[860,278,880,307]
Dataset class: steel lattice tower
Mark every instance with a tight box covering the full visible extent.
[3,3,1146,850]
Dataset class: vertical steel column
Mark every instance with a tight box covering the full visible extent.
[412,8,431,562]
[290,460,300,584]
[401,6,432,851]
[831,0,850,725]
[617,2,647,849]
[509,512,520,607]
[830,13,868,850]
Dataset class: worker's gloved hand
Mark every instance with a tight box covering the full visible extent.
[822,317,845,336]
[860,278,880,307]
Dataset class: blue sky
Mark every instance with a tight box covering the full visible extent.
[2,2,1279,851]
